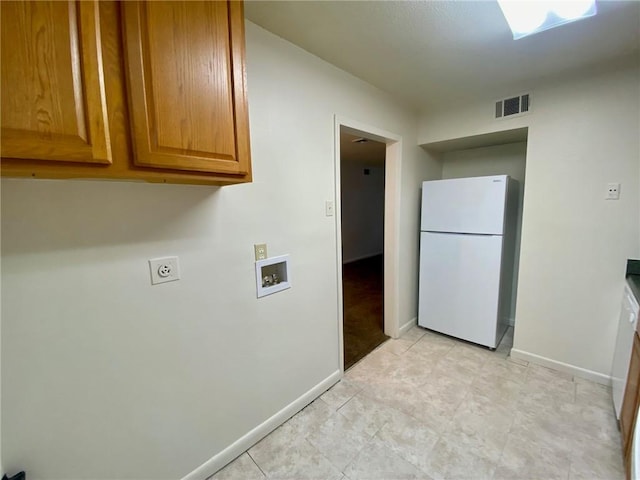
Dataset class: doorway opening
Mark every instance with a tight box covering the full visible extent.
[340,129,389,369]
[334,117,403,372]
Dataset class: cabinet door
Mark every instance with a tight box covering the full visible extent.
[621,333,640,461]
[122,1,251,176]
[1,1,112,164]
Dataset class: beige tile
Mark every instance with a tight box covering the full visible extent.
[447,423,508,463]
[248,424,343,480]
[411,373,470,432]
[306,411,372,471]
[408,341,455,360]
[527,363,574,382]
[480,356,529,384]
[432,355,478,384]
[344,436,432,480]
[577,403,619,444]
[362,378,457,434]
[419,371,470,411]
[321,378,363,410]
[471,379,522,410]
[408,333,455,359]
[362,377,424,414]
[568,405,621,454]
[345,349,404,388]
[375,410,440,470]
[443,343,493,373]
[379,338,416,356]
[248,423,299,459]
[209,453,265,480]
[575,378,613,411]
[520,371,576,410]
[401,325,428,343]
[420,330,457,345]
[569,440,623,480]
[420,431,499,480]
[494,429,572,480]
[508,401,598,457]
[407,404,457,434]
[580,402,617,427]
[338,393,402,436]
[450,390,515,438]
[505,355,529,367]
[286,398,335,438]
[573,375,610,387]
[387,349,437,387]
[512,402,582,438]
[218,331,623,480]
[516,388,576,419]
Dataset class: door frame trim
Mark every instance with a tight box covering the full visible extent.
[334,115,402,373]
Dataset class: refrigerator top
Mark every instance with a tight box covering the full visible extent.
[421,175,510,235]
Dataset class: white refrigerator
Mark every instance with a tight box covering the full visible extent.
[418,175,519,349]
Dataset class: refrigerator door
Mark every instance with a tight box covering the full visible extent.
[418,231,503,348]
[421,175,508,235]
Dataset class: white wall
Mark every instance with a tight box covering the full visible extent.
[419,60,640,379]
[340,161,385,263]
[0,21,439,480]
[440,142,527,323]
[440,143,526,183]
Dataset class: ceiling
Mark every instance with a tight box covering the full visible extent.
[244,1,640,113]
[340,132,386,166]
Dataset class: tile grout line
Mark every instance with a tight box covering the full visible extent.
[247,450,268,479]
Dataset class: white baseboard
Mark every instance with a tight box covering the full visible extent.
[510,348,611,386]
[182,369,342,480]
[398,317,417,338]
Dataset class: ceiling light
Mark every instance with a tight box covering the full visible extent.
[497,0,597,39]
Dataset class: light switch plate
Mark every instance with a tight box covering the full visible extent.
[325,201,334,216]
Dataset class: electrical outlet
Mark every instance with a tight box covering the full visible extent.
[149,256,180,285]
[607,183,621,200]
[254,243,268,261]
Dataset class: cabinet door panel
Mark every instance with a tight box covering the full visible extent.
[123,1,251,175]
[621,333,640,459]
[1,1,111,164]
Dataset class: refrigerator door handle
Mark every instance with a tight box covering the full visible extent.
[422,230,502,237]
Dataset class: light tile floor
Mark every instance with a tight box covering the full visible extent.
[210,326,623,480]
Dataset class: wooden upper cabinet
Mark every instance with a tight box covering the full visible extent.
[122,1,251,175]
[1,1,112,164]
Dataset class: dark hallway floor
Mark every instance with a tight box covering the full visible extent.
[342,254,389,369]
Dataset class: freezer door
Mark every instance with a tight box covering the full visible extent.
[418,231,503,348]
[421,175,508,235]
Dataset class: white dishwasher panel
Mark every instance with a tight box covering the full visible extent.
[612,284,640,419]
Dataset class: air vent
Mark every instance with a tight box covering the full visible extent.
[495,93,531,119]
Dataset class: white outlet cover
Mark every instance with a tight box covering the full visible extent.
[606,183,621,200]
[254,243,268,261]
[149,256,180,285]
